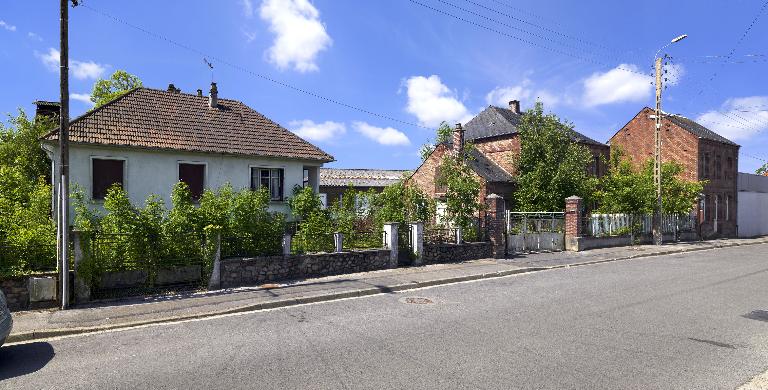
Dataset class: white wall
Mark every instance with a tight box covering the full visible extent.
[45,143,323,223]
[738,191,768,238]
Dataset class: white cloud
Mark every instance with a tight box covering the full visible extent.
[27,32,42,41]
[353,121,411,146]
[289,119,346,142]
[35,47,107,80]
[582,64,653,107]
[241,0,254,17]
[259,0,332,73]
[404,75,473,127]
[0,20,16,32]
[485,79,560,109]
[242,29,257,43]
[71,93,94,106]
[695,96,768,141]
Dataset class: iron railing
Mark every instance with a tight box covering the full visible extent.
[506,212,565,234]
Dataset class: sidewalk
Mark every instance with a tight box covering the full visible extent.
[7,236,768,344]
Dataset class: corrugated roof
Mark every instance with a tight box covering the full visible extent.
[666,114,738,146]
[320,168,409,187]
[42,88,334,162]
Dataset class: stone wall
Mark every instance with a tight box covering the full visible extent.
[422,242,492,264]
[220,249,391,289]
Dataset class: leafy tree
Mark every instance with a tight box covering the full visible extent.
[91,70,143,107]
[436,151,483,232]
[513,102,596,211]
[757,163,768,176]
[419,122,453,161]
[0,109,55,183]
[370,181,434,226]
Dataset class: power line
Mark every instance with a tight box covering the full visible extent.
[407,0,648,76]
[79,4,432,131]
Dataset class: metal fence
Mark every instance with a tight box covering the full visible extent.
[342,230,386,251]
[424,227,458,244]
[0,243,58,277]
[582,213,696,237]
[506,212,565,234]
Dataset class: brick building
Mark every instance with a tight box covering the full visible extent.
[409,101,609,214]
[609,107,740,238]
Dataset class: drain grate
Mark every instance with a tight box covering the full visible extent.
[403,297,434,304]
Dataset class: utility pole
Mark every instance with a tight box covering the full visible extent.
[651,34,687,246]
[58,0,75,309]
[652,57,663,246]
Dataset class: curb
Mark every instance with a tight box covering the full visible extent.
[7,239,766,344]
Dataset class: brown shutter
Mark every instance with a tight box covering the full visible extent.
[92,159,125,200]
[179,163,205,200]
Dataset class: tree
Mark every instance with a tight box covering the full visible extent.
[91,70,143,107]
[757,163,768,176]
[370,181,434,226]
[0,109,55,183]
[436,150,483,231]
[513,102,596,211]
[419,122,453,161]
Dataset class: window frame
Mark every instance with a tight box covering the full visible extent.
[249,166,285,201]
[177,161,208,201]
[90,156,127,201]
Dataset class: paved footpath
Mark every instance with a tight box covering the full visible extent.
[7,236,768,344]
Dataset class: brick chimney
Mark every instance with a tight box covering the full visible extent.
[167,83,181,94]
[33,101,60,122]
[452,123,465,156]
[509,100,521,114]
[209,82,218,108]
[197,89,203,97]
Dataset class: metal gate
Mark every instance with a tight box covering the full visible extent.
[506,212,565,253]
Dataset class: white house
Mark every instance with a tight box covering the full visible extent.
[40,83,334,222]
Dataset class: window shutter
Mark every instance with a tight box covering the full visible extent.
[92,159,125,200]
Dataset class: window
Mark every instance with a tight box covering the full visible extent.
[715,155,722,179]
[726,157,733,179]
[303,169,310,188]
[702,152,711,179]
[250,167,284,201]
[92,158,125,200]
[178,162,205,201]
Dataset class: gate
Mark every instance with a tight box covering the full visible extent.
[506,212,565,253]
[397,223,414,266]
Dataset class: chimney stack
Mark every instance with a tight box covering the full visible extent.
[209,82,218,108]
[167,83,181,94]
[197,89,203,97]
[453,123,465,156]
[509,100,521,114]
[33,101,60,123]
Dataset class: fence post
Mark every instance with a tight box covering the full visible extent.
[72,230,90,304]
[207,231,221,290]
[456,226,463,244]
[383,223,398,268]
[564,195,583,251]
[411,222,424,266]
[334,232,344,253]
[485,194,506,258]
[282,233,292,256]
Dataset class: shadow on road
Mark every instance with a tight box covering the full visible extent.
[0,342,55,380]
[743,310,768,322]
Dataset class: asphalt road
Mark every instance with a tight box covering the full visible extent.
[2,244,768,389]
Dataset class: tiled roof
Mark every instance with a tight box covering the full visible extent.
[320,168,409,187]
[461,105,606,146]
[42,88,334,162]
[466,148,514,183]
[666,114,738,146]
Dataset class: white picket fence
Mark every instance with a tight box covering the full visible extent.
[584,213,696,237]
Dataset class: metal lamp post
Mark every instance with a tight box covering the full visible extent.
[652,34,687,246]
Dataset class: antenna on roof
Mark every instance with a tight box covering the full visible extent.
[203,58,214,82]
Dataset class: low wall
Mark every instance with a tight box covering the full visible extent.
[567,232,699,251]
[422,242,493,264]
[220,249,391,289]
[0,272,59,312]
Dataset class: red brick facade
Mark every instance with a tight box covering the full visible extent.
[609,107,740,238]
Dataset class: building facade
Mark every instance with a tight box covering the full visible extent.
[319,168,409,207]
[609,107,740,238]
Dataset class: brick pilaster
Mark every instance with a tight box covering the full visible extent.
[565,195,583,240]
[485,194,506,258]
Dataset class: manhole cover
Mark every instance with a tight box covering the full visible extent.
[402,297,434,304]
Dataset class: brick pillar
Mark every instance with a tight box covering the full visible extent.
[565,195,583,251]
[485,194,506,258]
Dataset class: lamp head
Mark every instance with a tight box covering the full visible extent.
[671,34,688,43]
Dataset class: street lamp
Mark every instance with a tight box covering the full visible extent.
[652,34,687,246]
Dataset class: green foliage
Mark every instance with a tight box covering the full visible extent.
[288,186,334,253]
[514,102,596,211]
[419,122,453,161]
[90,70,143,107]
[436,151,484,233]
[757,163,768,176]
[595,148,705,215]
[289,186,324,221]
[0,110,57,276]
[370,181,434,226]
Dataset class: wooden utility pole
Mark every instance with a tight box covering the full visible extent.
[653,57,663,246]
[58,0,72,309]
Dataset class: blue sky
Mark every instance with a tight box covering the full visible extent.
[1,0,767,172]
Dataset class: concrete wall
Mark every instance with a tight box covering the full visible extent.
[220,249,391,288]
[45,143,323,223]
[0,272,59,312]
[738,191,768,238]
